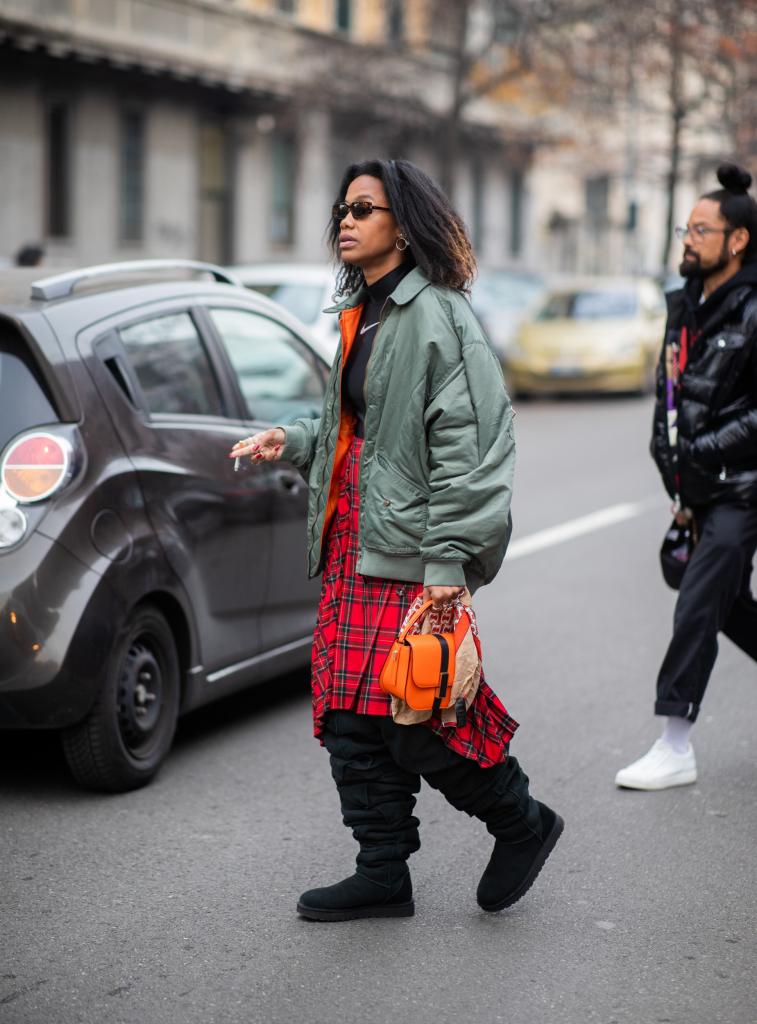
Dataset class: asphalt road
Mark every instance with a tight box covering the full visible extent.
[2,395,756,1024]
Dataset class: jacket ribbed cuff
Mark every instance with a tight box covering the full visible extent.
[422,561,466,587]
[279,423,310,467]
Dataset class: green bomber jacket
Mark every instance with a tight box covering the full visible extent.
[280,265,515,593]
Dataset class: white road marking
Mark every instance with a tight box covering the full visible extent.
[507,500,658,561]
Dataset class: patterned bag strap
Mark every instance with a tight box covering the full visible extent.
[400,597,471,647]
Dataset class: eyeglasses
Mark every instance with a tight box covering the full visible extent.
[674,225,732,241]
[332,201,392,221]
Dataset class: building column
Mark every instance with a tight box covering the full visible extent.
[0,84,44,264]
[233,117,270,265]
[295,108,332,262]
[146,101,197,259]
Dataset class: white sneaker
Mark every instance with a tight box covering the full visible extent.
[614,738,697,791]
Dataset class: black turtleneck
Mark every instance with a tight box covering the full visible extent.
[342,261,411,438]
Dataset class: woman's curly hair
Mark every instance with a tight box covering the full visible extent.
[328,158,477,297]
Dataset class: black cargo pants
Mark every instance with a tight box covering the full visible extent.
[656,502,757,722]
[322,710,542,885]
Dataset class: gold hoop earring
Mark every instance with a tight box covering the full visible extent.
[395,234,409,251]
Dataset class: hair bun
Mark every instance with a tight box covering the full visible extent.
[717,162,752,195]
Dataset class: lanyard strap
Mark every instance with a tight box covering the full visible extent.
[663,327,684,508]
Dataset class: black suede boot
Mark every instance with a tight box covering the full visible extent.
[302,713,422,922]
[297,866,414,922]
[421,750,560,911]
[476,801,564,912]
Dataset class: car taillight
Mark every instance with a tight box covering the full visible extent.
[1,432,73,503]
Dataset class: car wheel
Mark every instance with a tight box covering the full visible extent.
[61,605,180,792]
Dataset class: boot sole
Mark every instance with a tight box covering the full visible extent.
[296,900,415,922]
[479,813,565,913]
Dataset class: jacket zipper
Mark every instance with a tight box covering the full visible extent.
[361,298,391,416]
[315,304,363,565]
[358,301,393,523]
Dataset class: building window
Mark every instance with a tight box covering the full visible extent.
[387,0,403,41]
[471,159,484,253]
[120,110,145,243]
[335,0,351,32]
[199,121,232,264]
[270,135,296,246]
[276,0,296,12]
[585,174,609,227]
[46,102,70,238]
[510,170,523,258]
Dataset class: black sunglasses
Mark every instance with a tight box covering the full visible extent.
[332,200,392,221]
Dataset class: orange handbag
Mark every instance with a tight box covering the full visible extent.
[379,600,471,714]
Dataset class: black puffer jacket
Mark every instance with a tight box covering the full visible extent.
[651,263,757,507]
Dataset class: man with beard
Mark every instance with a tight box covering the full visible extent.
[616,163,757,790]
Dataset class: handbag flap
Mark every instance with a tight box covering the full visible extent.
[407,634,452,689]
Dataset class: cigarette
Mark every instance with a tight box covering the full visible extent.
[234,457,241,472]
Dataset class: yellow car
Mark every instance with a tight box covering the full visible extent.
[504,277,666,396]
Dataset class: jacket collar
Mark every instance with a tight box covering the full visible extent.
[667,264,757,337]
[324,265,430,314]
[387,265,431,305]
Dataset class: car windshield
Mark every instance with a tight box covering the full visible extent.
[537,289,638,321]
[247,282,324,326]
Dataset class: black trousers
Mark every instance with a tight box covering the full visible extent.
[656,502,757,722]
[322,710,541,883]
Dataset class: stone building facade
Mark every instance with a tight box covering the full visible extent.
[0,0,534,271]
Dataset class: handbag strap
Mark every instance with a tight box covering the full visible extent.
[453,609,471,648]
[398,599,434,641]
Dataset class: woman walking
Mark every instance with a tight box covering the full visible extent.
[231,159,562,921]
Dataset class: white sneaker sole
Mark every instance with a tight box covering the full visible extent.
[615,768,697,791]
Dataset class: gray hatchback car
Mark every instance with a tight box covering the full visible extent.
[0,261,329,791]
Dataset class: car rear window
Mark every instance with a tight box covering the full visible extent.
[0,324,58,450]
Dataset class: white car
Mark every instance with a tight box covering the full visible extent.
[232,263,340,355]
[471,267,546,361]
[234,262,545,365]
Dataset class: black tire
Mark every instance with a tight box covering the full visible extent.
[61,605,180,792]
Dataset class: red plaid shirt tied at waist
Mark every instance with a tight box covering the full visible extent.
[310,438,518,769]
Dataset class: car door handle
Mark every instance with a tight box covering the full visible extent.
[277,471,302,492]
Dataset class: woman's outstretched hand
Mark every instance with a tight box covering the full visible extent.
[229,427,286,464]
[423,585,464,610]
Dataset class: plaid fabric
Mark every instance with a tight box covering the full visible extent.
[310,437,518,768]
